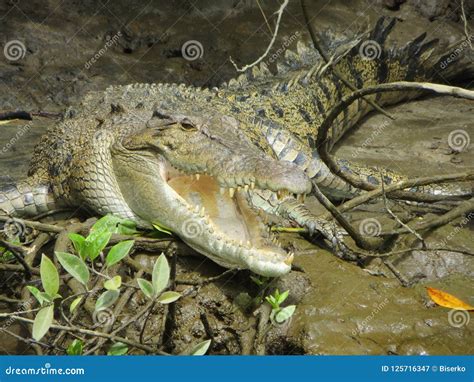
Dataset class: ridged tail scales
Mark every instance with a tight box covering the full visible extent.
[322,17,449,149]
[233,17,472,200]
[321,17,473,198]
[0,177,57,218]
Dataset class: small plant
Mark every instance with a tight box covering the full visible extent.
[137,254,181,304]
[29,254,61,341]
[265,289,296,326]
[19,215,206,354]
[28,215,140,343]
[67,339,84,355]
[107,342,128,356]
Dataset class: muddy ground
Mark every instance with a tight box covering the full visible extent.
[0,0,473,355]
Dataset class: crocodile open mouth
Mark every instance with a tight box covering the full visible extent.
[161,164,295,276]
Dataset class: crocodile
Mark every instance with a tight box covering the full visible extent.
[0,18,472,276]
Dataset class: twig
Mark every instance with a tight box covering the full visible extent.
[86,270,145,355]
[0,295,22,303]
[460,0,473,50]
[385,198,474,235]
[316,81,474,200]
[175,268,237,286]
[0,328,60,351]
[379,173,425,246]
[320,173,474,220]
[0,263,39,275]
[383,259,410,287]
[0,315,169,354]
[161,243,178,352]
[0,240,32,279]
[230,0,289,72]
[0,216,63,233]
[312,183,382,251]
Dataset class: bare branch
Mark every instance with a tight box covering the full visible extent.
[230,0,289,72]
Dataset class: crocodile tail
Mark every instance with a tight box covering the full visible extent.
[328,16,472,145]
[326,17,473,198]
[0,177,57,218]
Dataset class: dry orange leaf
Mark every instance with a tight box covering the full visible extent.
[426,287,474,311]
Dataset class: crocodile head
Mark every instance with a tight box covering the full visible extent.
[114,108,311,276]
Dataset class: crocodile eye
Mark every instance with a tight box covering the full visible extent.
[180,121,197,131]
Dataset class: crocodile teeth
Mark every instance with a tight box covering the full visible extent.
[250,181,255,189]
[244,184,249,192]
[194,205,200,214]
[246,240,251,248]
[200,206,205,217]
[298,193,306,203]
[284,252,294,266]
[229,188,235,198]
[195,173,201,180]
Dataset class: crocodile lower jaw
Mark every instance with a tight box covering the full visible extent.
[164,168,294,277]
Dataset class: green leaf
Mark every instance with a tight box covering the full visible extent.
[67,339,83,355]
[157,291,181,304]
[84,231,112,261]
[90,215,121,233]
[114,219,138,235]
[27,286,45,306]
[107,342,128,356]
[68,233,86,260]
[152,223,172,236]
[137,278,154,300]
[152,254,170,296]
[250,275,269,286]
[39,292,53,304]
[91,215,137,235]
[40,254,59,297]
[106,240,134,267]
[265,295,278,309]
[69,297,83,313]
[274,305,296,324]
[188,340,212,356]
[276,290,289,306]
[104,276,122,291]
[95,290,119,312]
[55,251,90,286]
[32,305,54,341]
